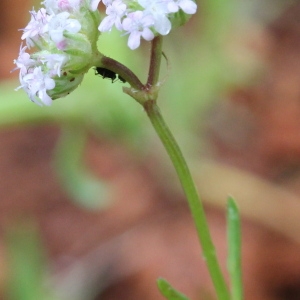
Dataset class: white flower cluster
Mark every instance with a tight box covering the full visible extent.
[14,0,101,105]
[99,0,197,49]
[14,0,197,105]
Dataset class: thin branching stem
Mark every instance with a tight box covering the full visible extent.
[100,56,144,90]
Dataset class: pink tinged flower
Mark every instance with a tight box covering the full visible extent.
[98,0,127,32]
[48,12,81,45]
[89,0,102,11]
[167,0,197,14]
[19,67,55,106]
[56,40,68,50]
[58,0,82,10]
[43,0,81,13]
[21,8,52,47]
[122,11,155,50]
[13,45,35,75]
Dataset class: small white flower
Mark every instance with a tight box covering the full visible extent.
[48,11,81,45]
[88,0,102,11]
[40,53,67,76]
[122,11,154,50]
[96,0,197,50]
[98,0,127,32]
[138,0,171,35]
[102,0,112,5]
[167,0,197,14]
[43,0,59,12]
[57,0,82,11]
[138,0,169,15]
[21,8,52,48]
[19,66,55,106]
[152,12,171,35]
[43,0,82,13]
[13,44,36,75]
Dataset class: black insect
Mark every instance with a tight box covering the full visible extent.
[118,74,126,83]
[95,67,116,82]
[94,67,126,83]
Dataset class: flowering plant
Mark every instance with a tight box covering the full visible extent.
[14,0,196,106]
[12,0,243,299]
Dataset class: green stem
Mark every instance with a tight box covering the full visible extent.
[100,56,144,90]
[144,100,230,300]
[147,36,163,87]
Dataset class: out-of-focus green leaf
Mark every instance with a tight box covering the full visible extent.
[5,223,52,300]
[227,196,243,300]
[54,125,111,209]
[157,278,190,300]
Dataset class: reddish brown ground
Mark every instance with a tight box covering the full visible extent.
[1,2,300,300]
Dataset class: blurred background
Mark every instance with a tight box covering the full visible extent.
[1,0,300,299]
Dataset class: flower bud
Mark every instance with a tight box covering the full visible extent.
[48,71,85,100]
[61,32,93,72]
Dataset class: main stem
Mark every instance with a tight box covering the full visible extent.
[144,100,230,300]
[99,34,230,298]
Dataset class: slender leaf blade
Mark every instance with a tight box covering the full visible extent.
[227,196,243,300]
[157,278,190,300]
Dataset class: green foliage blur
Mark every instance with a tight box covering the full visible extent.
[0,0,261,207]
[0,0,293,299]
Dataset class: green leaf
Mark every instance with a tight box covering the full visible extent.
[54,125,111,210]
[227,196,243,300]
[5,223,50,300]
[157,278,190,300]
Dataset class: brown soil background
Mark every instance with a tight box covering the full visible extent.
[1,1,300,300]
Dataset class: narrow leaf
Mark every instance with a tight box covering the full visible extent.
[227,196,243,300]
[54,125,110,209]
[5,223,47,300]
[157,278,190,300]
